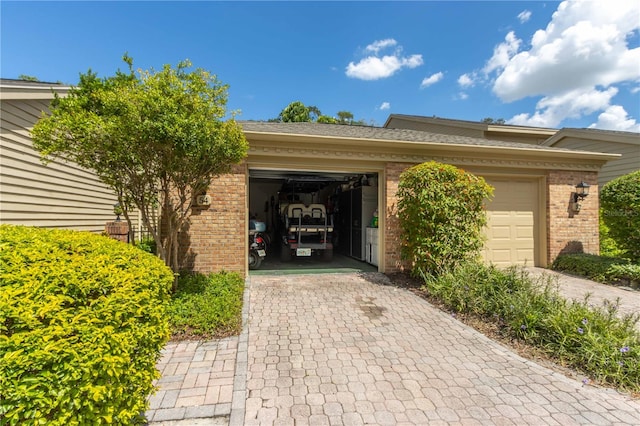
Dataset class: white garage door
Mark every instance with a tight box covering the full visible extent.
[483,179,538,267]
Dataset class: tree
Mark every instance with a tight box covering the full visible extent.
[482,117,506,125]
[278,101,311,122]
[308,105,321,121]
[18,74,39,82]
[317,115,338,124]
[336,110,354,124]
[32,55,248,281]
[600,170,640,261]
[274,101,369,125]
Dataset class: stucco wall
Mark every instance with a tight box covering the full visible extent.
[546,170,599,262]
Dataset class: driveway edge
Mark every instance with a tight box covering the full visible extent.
[229,276,251,425]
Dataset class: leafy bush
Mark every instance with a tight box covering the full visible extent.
[600,170,640,262]
[0,225,173,425]
[421,263,640,392]
[135,236,157,254]
[599,209,626,258]
[551,253,639,287]
[397,161,493,277]
[168,272,244,339]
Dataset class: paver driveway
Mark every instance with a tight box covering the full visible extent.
[244,272,640,425]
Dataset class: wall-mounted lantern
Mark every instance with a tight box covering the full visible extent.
[572,181,590,212]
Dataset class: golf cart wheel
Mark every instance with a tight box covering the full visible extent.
[321,248,333,262]
[249,251,262,270]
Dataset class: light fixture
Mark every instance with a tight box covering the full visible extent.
[113,202,123,222]
[572,181,590,212]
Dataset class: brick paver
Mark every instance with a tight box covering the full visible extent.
[244,272,640,425]
[146,338,239,423]
[148,270,640,425]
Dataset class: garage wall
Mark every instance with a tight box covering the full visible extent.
[384,162,412,273]
[547,170,599,262]
[179,164,247,274]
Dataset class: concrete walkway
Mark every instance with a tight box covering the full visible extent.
[147,270,640,425]
[528,267,640,329]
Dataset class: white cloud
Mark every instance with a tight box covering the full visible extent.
[490,0,640,102]
[508,87,618,128]
[366,39,397,54]
[457,73,475,88]
[518,10,532,24]
[420,72,444,88]
[483,31,521,75]
[483,0,640,130]
[457,92,469,101]
[589,105,640,132]
[379,102,391,110]
[346,39,423,80]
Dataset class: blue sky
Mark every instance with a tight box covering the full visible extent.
[2,1,639,131]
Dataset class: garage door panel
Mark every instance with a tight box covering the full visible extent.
[516,225,534,239]
[488,249,513,263]
[491,225,512,239]
[483,179,538,267]
[516,249,534,262]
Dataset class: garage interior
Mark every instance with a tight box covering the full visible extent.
[248,169,380,273]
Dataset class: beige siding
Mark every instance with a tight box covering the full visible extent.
[485,133,549,145]
[0,99,131,233]
[551,137,639,185]
[387,117,485,138]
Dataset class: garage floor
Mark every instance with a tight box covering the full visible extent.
[250,251,378,275]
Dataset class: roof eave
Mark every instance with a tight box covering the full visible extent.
[0,84,70,100]
[544,128,640,146]
[243,130,619,167]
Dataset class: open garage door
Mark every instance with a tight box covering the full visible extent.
[483,178,540,267]
[249,169,380,273]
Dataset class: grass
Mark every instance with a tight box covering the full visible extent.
[167,271,244,340]
[418,263,640,393]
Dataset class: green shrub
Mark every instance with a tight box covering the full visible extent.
[599,209,626,258]
[397,161,493,277]
[421,263,640,392]
[607,264,640,288]
[0,225,173,425]
[551,253,639,286]
[551,253,626,282]
[168,272,244,339]
[135,236,157,254]
[600,170,640,262]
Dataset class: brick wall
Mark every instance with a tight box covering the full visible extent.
[384,162,416,273]
[179,164,247,274]
[547,170,599,263]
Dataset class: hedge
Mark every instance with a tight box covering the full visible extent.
[600,170,640,262]
[552,253,640,288]
[397,161,493,277]
[0,225,173,425]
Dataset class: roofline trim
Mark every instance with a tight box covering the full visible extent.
[543,128,640,146]
[243,130,620,164]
